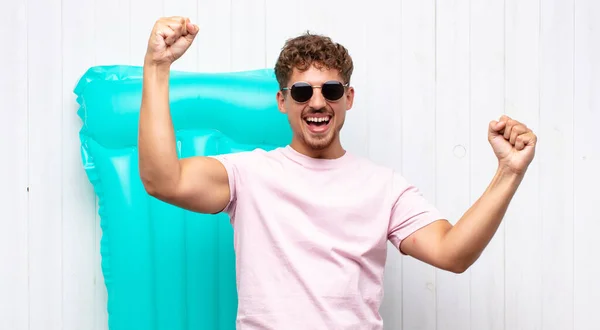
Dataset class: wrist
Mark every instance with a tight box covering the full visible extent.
[497,161,528,178]
[143,56,171,77]
[492,164,525,190]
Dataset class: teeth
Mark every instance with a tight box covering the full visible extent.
[306,116,330,123]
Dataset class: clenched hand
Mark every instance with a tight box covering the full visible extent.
[145,16,199,66]
[488,115,537,176]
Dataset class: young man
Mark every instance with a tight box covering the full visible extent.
[139,17,537,329]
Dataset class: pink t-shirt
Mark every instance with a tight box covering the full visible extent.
[212,145,443,329]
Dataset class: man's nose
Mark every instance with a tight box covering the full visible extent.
[308,88,326,109]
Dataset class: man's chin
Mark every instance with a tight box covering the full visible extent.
[301,132,335,150]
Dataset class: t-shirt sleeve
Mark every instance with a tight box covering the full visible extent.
[209,150,254,218]
[387,172,445,252]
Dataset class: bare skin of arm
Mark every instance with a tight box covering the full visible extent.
[400,167,523,273]
[400,116,537,273]
[138,17,230,214]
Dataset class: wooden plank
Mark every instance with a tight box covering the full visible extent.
[504,0,543,329]
[361,0,403,327]
[434,0,471,328]
[468,0,506,329]
[27,0,63,327]
[196,0,232,72]
[363,0,402,168]
[231,0,266,71]
[574,0,600,328]
[0,0,29,329]
[61,0,98,328]
[399,0,437,329]
[130,0,163,67]
[539,0,575,329]
[94,0,131,66]
[264,0,369,157]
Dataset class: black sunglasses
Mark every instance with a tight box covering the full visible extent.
[281,81,349,103]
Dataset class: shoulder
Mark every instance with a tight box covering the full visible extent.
[210,146,281,163]
[348,154,424,197]
[346,153,397,182]
[209,146,287,176]
[208,147,285,215]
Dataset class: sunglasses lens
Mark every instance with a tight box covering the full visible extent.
[322,81,345,101]
[290,83,313,102]
[288,81,346,102]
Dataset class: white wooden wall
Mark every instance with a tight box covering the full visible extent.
[1,0,599,329]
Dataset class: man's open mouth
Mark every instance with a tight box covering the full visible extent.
[304,115,332,134]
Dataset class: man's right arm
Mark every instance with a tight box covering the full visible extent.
[138,46,230,214]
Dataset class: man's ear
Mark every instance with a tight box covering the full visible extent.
[276,90,287,114]
[345,86,355,110]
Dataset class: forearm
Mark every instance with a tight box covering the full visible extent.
[138,57,180,195]
[441,166,525,270]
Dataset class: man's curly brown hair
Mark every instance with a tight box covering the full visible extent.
[274,32,354,90]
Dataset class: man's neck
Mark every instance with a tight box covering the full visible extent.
[289,139,346,160]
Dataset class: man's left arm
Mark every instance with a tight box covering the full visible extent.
[399,115,537,273]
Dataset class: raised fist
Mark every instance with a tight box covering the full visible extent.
[488,115,537,175]
[145,16,199,66]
